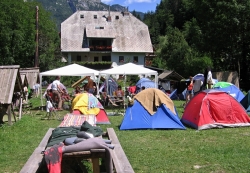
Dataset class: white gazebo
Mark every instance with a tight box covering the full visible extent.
[39,64,99,107]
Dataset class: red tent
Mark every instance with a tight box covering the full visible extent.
[181,89,250,130]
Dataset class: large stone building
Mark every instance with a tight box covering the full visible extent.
[61,10,153,66]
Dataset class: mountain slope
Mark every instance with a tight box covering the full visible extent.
[30,0,133,30]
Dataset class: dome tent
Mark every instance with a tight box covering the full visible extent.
[181,90,250,130]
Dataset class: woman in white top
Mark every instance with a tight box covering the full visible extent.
[206,67,213,89]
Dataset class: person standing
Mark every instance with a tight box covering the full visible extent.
[33,82,40,98]
[186,76,194,104]
[206,67,213,89]
[51,76,63,110]
[23,85,28,101]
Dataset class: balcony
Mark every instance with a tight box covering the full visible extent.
[89,45,112,51]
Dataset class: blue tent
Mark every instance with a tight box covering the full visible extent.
[120,100,186,130]
[214,85,244,102]
[240,90,250,112]
[169,89,179,100]
[135,78,156,93]
[99,77,118,96]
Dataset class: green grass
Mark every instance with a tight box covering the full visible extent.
[1,98,250,173]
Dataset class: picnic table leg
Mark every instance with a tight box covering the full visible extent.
[92,158,100,173]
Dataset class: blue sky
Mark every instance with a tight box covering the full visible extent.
[101,0,161,13]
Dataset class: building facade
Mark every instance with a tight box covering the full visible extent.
[61,10,153,66]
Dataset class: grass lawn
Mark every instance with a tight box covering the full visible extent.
[1,96,250,173]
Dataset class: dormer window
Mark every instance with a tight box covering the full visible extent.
[95,26,104,29]
[94,15,97,19]
[80,14,84,18]
[115,16,119,19]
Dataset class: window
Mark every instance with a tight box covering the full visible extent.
[133,56,138,63]
[94,57,99,62]
[94,15,97,19]
[80,15,84,18]
[115,16,119,19]
[95,26,104,29]
[77,55,81,61]
[119,56,124,63]
[102,56,111,61]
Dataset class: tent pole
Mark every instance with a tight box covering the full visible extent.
[40,74,43,111]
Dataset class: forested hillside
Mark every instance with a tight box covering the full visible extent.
[143,0,250,89]
[28,0,130,30]
[0,1,62,72]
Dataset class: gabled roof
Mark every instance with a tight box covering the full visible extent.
[40,64,99,77]
[61,11,153,53]
[99,63,157,75]
[0,65,22,104]
[20,67,40,88]
[158,70,184,81]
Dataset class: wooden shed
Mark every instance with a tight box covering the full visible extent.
[0,65,23,125]
[158,70,185,91]
[20,67,40,89]
[212,71,239,88]
[158,70,184,82]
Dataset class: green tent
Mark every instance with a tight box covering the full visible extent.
[213,81,232,88]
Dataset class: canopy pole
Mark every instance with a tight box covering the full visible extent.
[97,75,101,97]
[123,74,126,114]
[40,74,43,111]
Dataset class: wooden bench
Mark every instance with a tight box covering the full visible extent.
[20,128,134,173]
[19,128,54,173]
[107,128,135,173]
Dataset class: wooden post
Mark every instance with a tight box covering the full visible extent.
[7,105,12,125]
[92,158,100,173]
[19,97,23,119]
[35,6,39,67]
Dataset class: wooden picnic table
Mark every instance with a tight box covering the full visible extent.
[20,128,134,173]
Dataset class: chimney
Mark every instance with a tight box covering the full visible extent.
[124,6,129,16]
[107,5,111,22]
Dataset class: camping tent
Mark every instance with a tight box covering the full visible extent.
[99,77,118,96]
[39,64,100,107]
[71,93,110,124]
[120,88,186,130]
[181,89,250,130]
[240,90,250,112]
[135,77,156,92]
[213,83,244,102]
[213,81,233,88]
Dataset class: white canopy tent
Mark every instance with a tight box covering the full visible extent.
[98,63,158,112]
[39,63,100,108]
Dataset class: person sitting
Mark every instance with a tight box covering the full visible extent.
[73,86,82,97]
[61,88,71,102]
[85,76,95,94]
[114,85,124,100]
